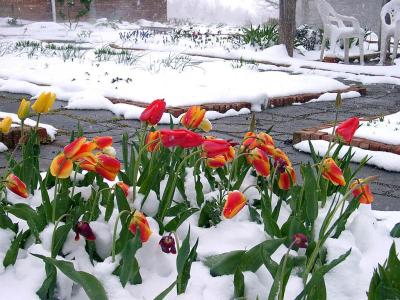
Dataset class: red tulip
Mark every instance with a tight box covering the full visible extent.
[129,211,152,242]
[321,158,346,186]
[75,221,96,241]
[202,139,231,158]
[336,117,359,143]
[160,129,204,148]
[350,179,374,204]
[223,191,247,219]
[4,173,28,198]
[93,136,113,149]
[278,166,296,190]
[139,99,166,125]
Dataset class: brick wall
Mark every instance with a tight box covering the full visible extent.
[0,0,167,22]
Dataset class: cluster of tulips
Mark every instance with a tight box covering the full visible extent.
[2,96,374,250]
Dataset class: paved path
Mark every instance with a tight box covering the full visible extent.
[1,83,399,210]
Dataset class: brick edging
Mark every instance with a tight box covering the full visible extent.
[267,86,367,108]
[292,118,400,155]
[0,125,51,148]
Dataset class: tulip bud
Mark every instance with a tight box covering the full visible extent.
[293,233,308,248]
[321,158,346,186]
[17,98,30,121]
[335,92,342,108]
[335,117,359,144]
[129,211,152,242]
[115,181,130,197]
[4,173,28,198]
[139,99,166,126]
[350,179,374,204]
[75,221,96,241]
[0,117,13,134]
[181,106,206,129]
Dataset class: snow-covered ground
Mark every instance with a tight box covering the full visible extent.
[0,171,399,300]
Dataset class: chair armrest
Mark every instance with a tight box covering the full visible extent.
[336,14,362,32]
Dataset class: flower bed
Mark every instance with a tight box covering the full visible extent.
[0,93,399,299]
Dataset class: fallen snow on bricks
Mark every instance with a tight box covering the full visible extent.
[0,95,400,300]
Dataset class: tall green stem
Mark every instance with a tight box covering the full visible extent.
[279,241,296,300]
[52,178,59,223]
[111,210,132,262]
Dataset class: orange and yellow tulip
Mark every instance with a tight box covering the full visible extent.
[241,132,258,151]
[129,211,152,242]
[223,191,247,219]
[50,153,73,179]
[17,99,30,121]
[257,132,275,154]
[272,148,291,167]
[181,106,212,132]
[116,181,130,197]
[31,91,56,114]
[321,158,346,186]
[94,154,121,181]
[248,148,270,177]
[206,155,227,168]
[350,179,374,204]
[145,130,161,152]
[4,173,28,198]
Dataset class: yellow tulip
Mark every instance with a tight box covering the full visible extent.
[31,92,56,114]
[0,117,13,134]
[17,98,30,120]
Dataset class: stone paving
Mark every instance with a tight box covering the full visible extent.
[1,82,399,210]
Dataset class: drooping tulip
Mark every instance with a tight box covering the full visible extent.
[139,99,166,126]
[321,158,346,186]
[206,155,227,168]
[350,179,374,204]
[159,235,176,254]
[336,117,359,143]
[31,91,56,114]
[223,191,247,219]
[241,132,258,151]
[74,221,96,241]
[293,233,308,248]
[4,173,28,198]
[145,130,161,152]
[94,154,121,181]
[129,211,152,242]
[50,153,74,179]
[272,148,291,167]
[256,132,275,154]
[17,99,30,121]
[160,129,204,148]
[0,117,12,134]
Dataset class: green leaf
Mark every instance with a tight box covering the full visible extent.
[295,249,351,300]
[119,232,142,287]
[51,223,72,258]
[177,227,191,274]
[3,230,28,267]
[36,262,57,300]
[104,193,115,222]
[390,223,400,238]
[205,239,285,276]
[301,164,318,225]
[115,185,130,218]
[177,238,198,294]
[234,268,245,298]
[195,175,204,207]
[165,208,199,232]
[38,173,52,223]
[32,254,108,300]
[154,280,177,300]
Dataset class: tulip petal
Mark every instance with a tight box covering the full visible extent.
[129,211,152,242]
[5,173,28,198]
[50,153,73,178]
[223,191,247,219]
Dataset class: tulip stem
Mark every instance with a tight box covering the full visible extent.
[111,210,132,262]
[172,231,180,253]
[302,176,378,285]
[279,241,296,300]
[52,178,59,223]
[51,213,71,258]
[227,153,248,192]
[20,120,25,140]
[35,113,41,132]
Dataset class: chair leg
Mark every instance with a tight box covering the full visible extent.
[344,38,349,64]
[359,35,364,65]
[392,35,399,61]
[379,34,388,65]
[320,34,327,61]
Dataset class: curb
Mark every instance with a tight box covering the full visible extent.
[0,126,51,149]
[293,119,400,155]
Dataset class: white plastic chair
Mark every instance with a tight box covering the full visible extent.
[316,0,365,64]
[379,0,400,64]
